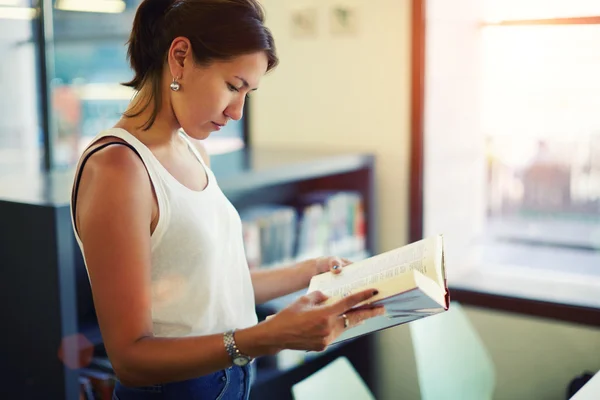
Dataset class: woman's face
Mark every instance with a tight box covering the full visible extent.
[167,40,268,140]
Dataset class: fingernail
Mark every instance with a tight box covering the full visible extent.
[373,290,379,296]
[332,265,340,270]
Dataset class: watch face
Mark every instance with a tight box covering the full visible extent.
[233,356,249,367]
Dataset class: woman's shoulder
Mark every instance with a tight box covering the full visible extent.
[72,132,154,235]
[75,133,149,194]
[79,133,141,168]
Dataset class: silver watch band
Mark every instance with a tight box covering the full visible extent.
[223,329,251,365]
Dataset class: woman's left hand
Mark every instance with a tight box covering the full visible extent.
[313,256,353,276]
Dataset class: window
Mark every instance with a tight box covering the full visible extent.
[0,0,43,175]
[481,6,600,272]
[483,0,600,21]
[50,4,134,167]
[0,1,248,171]
[423,0,600,312]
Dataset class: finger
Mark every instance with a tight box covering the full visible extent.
[331,257,354,274]
[339,306,385,330]
[329,257,344,274]
[303,290,330,305]
[326,288,379,315]
[346,305,386,323]
[338,313,351,330]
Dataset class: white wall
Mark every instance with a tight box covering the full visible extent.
[252,1,600,399]
[251,0,413,254]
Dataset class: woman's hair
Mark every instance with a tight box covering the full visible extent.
[123,0,278,130]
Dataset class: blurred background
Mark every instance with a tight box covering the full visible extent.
[0,0,599,399]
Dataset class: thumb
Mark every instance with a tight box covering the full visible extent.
[328,256,344,274]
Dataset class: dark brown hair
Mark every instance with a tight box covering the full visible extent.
[123,0,278,130]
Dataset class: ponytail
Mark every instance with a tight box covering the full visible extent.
[122,0,175,130]
[123,0,174,90]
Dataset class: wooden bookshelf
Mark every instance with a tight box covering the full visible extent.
[0,146,378,400]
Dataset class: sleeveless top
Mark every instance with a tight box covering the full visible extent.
[70,127,258,337]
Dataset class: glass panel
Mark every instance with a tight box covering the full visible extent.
[50,3,136,167]
[49,0,247,168]
[482,24,600,252]
[0,0,43,174]
[484,0,600,22]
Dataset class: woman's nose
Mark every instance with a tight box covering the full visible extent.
[225,99,244,121]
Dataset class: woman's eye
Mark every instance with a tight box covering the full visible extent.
[227,83,239,92]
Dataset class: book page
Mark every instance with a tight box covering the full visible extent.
[308,236,442,301]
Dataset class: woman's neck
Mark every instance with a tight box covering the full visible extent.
[115,85,180,148]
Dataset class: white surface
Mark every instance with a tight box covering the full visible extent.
[291,356,375,400]
[410,302,495,400]
[570,371,600,400]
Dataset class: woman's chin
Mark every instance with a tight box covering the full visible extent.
[181,128,212,141]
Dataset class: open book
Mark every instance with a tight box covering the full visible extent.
[307,235,449,345]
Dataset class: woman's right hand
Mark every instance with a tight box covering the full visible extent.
[263,288,385,353]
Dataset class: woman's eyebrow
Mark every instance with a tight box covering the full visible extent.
[234,76,257,91]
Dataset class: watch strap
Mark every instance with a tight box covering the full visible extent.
[223,329,251,363]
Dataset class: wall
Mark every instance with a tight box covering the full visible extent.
[251,1,600,399]
[251,0,413,254]
[378,306,600,400]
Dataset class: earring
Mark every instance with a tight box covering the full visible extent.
[170,76,180,92]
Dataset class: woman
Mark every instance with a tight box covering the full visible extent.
[70,0,383,399]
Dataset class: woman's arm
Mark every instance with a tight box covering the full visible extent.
[76,144,382,387]
[251,260,314,304]
[75,145,274,386]
[251,257,351,304]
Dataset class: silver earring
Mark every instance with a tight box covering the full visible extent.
[170,77,180,92]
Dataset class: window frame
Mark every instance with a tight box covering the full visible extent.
[410,0,600,327]
[34,1,252,171]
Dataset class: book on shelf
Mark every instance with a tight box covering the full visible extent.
[240,204,297,270]
[307,235,449,345]
[239,191,367,270]
[79,367,117,400]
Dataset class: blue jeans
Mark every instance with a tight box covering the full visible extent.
[112,362,256,400]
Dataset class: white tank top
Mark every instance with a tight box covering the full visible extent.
[70,128,258,338]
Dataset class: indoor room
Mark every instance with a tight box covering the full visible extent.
[1,0,599,399]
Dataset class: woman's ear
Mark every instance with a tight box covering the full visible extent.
[168,37,192,78]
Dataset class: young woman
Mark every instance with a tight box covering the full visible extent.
[70,1,383,399]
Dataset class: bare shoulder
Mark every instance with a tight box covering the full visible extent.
[72,138,156,361]
[75,139,153,235]
[78,138,150,191]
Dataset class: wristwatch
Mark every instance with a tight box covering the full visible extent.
[223,330,252,367]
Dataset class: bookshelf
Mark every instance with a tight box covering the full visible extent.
[0,146,377,400]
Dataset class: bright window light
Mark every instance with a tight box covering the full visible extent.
[55,0,126,14]
[0,6,36,20]
[484,0,600,22]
